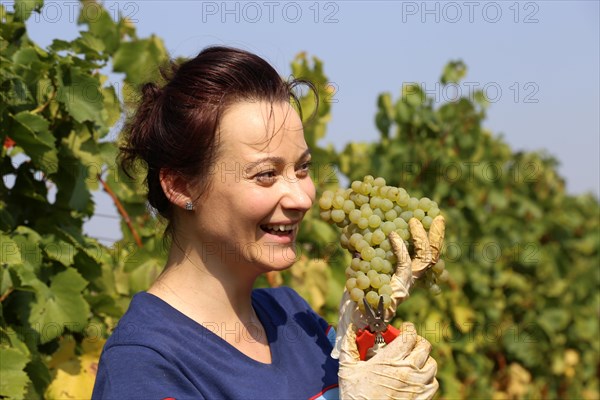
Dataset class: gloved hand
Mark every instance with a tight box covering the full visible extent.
[332,216,445,358]
[338,321,439,399]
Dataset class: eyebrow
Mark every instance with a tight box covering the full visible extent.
[244,148,312,172]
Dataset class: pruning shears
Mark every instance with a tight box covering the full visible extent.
[356,296,401,361]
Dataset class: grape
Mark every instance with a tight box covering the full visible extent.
[356,274,370,290]
[372,229,385,245]
[319,196,333,210]
[413,209,425,221]
[384,209,398,221]
[438,269,450,282]
[360,246,376,261]
[373,177,386,186]
[350,288,365,302]
[393,217,408,229]
[381,221,396,235]
[429,284,442,295]
[370,197,382,209]
[399,229,410,241]
[332,195,345,209]
[370,275,383,289]
[407,197,419,210]
[427,207,440,218]
[331,209,345,223]
[375,248,386,260]
[418,197,432,211]
[343,200,356,214]
[318,175,448,305]
[422,216,433,229]
[349,209,362,224]
[432,259,445,274]
[400,211,413,221]
[357,217,369,229]
[368,214,382,228]
[365,290,380,307]
[370,257,384,272]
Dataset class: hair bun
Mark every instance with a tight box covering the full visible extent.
[141,82,162,99]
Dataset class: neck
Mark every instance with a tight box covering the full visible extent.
[148,236,261,325]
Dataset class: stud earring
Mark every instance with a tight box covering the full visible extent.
[185,201,194,211]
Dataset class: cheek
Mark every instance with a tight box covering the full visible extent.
[240,188,277,217]
[304,177,316,205]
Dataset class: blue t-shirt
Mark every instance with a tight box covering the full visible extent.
[92,287,339,399]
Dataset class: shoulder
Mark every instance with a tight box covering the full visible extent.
[253,286,334,339]
[101,292,196,352]
[253,286,310,306]
[252,286,314,318]
[93,344,201,399]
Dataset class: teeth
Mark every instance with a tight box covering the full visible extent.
[264,224,295,232]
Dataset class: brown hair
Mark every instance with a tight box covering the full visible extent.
[120,46,316,234]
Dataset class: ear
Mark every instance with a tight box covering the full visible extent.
[159,168,194,210]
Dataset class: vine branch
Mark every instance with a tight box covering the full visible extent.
[0,288,13,303]
[97,173,143,248]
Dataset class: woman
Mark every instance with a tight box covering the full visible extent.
[92,46,439,399]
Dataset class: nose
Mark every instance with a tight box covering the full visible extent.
[280,175,315,212]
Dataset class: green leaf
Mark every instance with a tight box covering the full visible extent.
[13,0,43,22]
[56,66,104,123]
[440,60,467,85]
[77,0,120,54]
[29,269,90,344]
[0,234,22,265]
[0,346,31,399]
[101,86,122,132]
[9,112,58,174]
[113,36,168,85]
[538,308,571,336]
[40,235,76,267]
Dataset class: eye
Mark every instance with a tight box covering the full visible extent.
[255,170,278,184]
[296,160,312,177]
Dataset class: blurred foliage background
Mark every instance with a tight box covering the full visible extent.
[1,1,598,399]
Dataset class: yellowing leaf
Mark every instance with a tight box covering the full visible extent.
[452,305,475,333]
[45,337,105,400]
[290,257,330,312]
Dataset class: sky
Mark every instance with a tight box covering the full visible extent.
[11,0,600,243]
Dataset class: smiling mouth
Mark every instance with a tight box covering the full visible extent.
[260,223,296,236]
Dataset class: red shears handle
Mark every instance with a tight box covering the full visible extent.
[356,325,401,361]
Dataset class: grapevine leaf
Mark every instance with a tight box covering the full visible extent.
[537,308,571,336]
[113,36,168,85]
[13,0,43,22]
[40,235,76,267]
[56,66,104,123]
[77,0,120,54]
[101,86,122,134]
[45,337,104,400]
[440,60,467,85]
[0,346,31,399]
[0,234,22,265]
[9,112,58,174]
[28,269,90,344]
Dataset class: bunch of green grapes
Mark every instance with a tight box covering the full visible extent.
[319,175,448,309]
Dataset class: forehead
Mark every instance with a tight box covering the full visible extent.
[217,101,305,157]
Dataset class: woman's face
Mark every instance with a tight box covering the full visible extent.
[191,100,315,275]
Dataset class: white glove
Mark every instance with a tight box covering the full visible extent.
[338,321,439,399]
[332,216,446,358]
